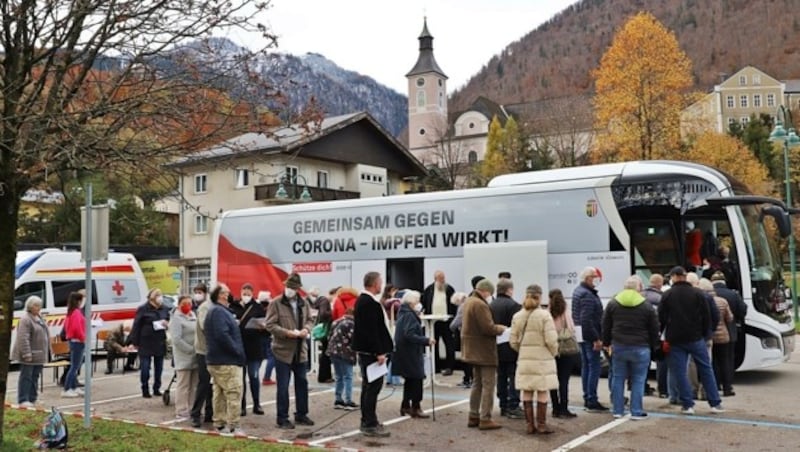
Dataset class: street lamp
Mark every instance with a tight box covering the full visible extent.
[275,174,312,202]
[769,105,800,321]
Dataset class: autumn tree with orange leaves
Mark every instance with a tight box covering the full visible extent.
[0,0,302,439]
[592,12,693,162]
[685,132,774,196]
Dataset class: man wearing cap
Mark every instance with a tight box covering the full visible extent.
[572,266,608,412]
[265,272,315,429]
[711,271,746,396]
[461,279,507,430]
[658,266,725,415]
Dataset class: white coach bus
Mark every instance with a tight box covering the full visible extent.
[212,161,795,371]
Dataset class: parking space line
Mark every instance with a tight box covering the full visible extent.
[158,388,336,426]
[551,416,630,452]
[308,398,469,447]
[58,393,143,410]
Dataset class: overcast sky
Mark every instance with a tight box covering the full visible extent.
[231,0,578,94]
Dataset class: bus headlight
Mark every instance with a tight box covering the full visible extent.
[761,336,780,349]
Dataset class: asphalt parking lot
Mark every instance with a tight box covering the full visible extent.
[6,345,800,451]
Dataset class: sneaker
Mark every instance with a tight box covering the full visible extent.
[631,413,649,420]
[441,368,453,376]
[709,405,726,414]
[62,390,79,398]
[75,388,85,396]
[360,426,391,437]
[190,418,202,428]
[334,400,347,410]
[680,407,695,415]
[229,428,246,436]
[344,401,359,411]
[502,408,524,419]
[723,390,736,397]
[19,401,34,408]
[585,402,609,413]
[262,379,276,386]
[612,413,624,419]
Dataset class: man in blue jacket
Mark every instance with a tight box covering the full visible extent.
[205,283,246,435]
[572,267,608,412]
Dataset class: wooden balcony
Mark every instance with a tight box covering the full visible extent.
[254,183,360,203]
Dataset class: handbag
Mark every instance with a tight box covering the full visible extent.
[556,318,579,356]
[311,322,329,340]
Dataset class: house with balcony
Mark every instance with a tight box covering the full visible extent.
[167,111,427,289]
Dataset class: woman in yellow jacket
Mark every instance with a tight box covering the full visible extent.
[510,285,559,435]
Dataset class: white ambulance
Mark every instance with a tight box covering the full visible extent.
[13,249,149,351]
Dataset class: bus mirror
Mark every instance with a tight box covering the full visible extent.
[760,206,792,238]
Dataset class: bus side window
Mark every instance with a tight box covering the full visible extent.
[14,281,46,311]
[52,281,99,307]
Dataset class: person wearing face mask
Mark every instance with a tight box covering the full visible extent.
[170,296,198,418]
[572,267,608,413]
[131,288,171,398]
[103,321,136,374]
[265,273,315,429]
[237,283,266,416]
[192,283,208,310]
[392,290,436,419]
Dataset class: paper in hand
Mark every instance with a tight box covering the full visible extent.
[366,361,388,383]
[496,328,511,344]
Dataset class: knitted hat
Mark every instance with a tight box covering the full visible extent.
[475,279,494,294]
[284,272,303,289]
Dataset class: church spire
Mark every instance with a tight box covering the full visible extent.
[406,17,447,79]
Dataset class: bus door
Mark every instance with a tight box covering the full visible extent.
[386,258,424,292]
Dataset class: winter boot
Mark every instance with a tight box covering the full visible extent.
[536,402,554,434]
[523,401,536,435]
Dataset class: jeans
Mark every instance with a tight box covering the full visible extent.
[359,354,384,428]
[332,357,354,403]
[66,341,85,391]
[191,354,213,422]
[668,339,722,409]
[611,345,650,416]
[433,321,455,371]
[262,336,275,380]
[550,354,577,414]
[138,353,164,393]
[18,364,43,403]
[242,360,262,409]
[579,342,601,404]
[275,360,309,422]
[496,360,520,411]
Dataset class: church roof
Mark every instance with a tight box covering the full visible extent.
[406,18,447,79]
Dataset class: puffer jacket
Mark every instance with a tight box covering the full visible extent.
[601,289,660,348]
[332,288,359,321]
[711,294,733,344]
[510,307,558,391]
[572,282,603,343]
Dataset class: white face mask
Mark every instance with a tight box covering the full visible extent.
[193,293,204,302]
[242,295,252,303]
[413,303,424,314]
[284,288,297,298]
[155,296,163,305]
[592,278,601,287]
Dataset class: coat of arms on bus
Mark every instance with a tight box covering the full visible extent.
[585,199,599,217]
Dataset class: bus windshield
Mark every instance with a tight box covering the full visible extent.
[739,205,779,277]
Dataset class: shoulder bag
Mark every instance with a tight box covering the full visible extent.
[556,316,579,356]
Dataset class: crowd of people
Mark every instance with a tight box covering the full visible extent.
[10,260,744,438]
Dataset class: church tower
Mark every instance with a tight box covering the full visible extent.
[406,17,448,153]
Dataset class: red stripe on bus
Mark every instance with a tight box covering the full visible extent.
[36,265,135,274]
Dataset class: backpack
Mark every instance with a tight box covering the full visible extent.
[36,407,68,449]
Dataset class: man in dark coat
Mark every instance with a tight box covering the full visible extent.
[659,266,725,415]
[490,278,523,419]
[571,267,608,412]
[393,290,435,419]
[130,289,170,398]
[711,271,746,396]
[204,284,246,434]
[353,271,393,438]
[421,270,456,375]
[237,283,266,416]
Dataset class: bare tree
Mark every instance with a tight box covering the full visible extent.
[420,117,475,190]
[518,95,595,167]
[0,0,301,439]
